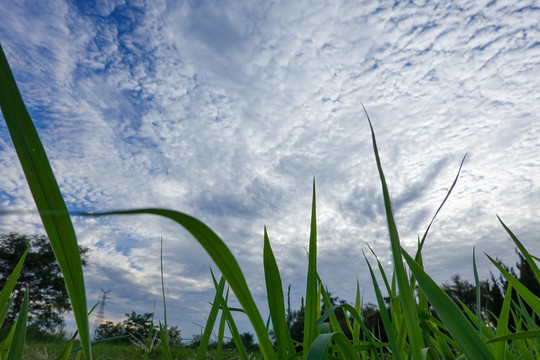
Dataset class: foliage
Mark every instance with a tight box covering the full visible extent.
[0,232,89,335]
[93,311,181,347]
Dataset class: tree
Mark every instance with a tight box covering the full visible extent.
[93,311,181,346]
[0,232,90,333]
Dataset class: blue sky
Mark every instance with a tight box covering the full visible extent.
[1,0,539,341]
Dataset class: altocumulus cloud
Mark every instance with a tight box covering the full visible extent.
[0,0,539,338]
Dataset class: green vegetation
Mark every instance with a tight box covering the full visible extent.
[1,41,539,359]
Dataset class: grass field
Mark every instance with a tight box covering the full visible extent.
[0,42,539,359]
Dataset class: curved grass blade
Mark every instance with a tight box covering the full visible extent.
[264,227,295,359]
[306,332,359,360]
[364,105,424,358]
[6,287,28,360]
[0,44,91,359]
[83,208,275,360]
[304,179,320,358]
[402,249,495,360]
[222,289,249,360]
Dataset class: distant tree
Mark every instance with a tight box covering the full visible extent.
[93,311,181,346]
[0,232,90,334]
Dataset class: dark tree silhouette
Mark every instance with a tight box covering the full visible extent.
[0,232,90,334]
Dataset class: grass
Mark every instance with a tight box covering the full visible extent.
[0,41,539,359]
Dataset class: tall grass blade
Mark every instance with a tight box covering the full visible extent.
[159,322,172,360]
[363,253,401,360]
[304,179,320,357]
[487,330,540,343]
[487,254,540,312]
[493,284,513,360]
[473,248,482,335]
[196,273,226,360]
[6,287,28,360]
[497,217,540,283]
[221,289,249,360]
[0,44,91,359]
[364,106,424,359]
[263,227,295,359]
[0,248,28,328]
[402,249,496,359]
[84,208,275,359]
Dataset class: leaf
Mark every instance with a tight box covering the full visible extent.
[304,179,320,357]
[264,227,296,359]
[196,273,226,360]
[306,332,359,360]
[6,287,29,360]
[364,105,424,359]
[83,208,275,360]
[0,248,28,328]
[402,250,495,360]
[0,44,91,359]
[487,254,540,313]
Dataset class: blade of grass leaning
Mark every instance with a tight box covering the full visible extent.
[306,332,359,360]
[0,248,28,328]
[487,330,540,343]
[196,273,226,360]
[263,227,296,359]
[0,44,91,359]
[0,316,16,359]
[497,216,540,283]
[363,252,401,360]
[487,254,540,312]
[319,281,344,333]
[83,208,275,360]
[364,105,425,359]
[6,287,29,360]
[304,179,320,358]
[352,280,361,342]
[216,303,227,360]
[415,155,466,259]
[402,249,496,359]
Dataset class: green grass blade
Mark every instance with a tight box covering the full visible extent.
[0,44,91,359]
[196,274,226,360]
[497,217,540,283]
[264,227,295,359]
[6,287,28,360]
[159,322,172,360]
[487,254,540,312]
[216,304,227,360]
[402,249,496,360]
[363,253,402,360]
[487,330,540,343]
[493,284,513,360]
[55,338,75,360]
[304,179,320,357]
[222,289,249,360]
[0,248,28,328]
[473,248,482,335]
[364,106,424,359]
[306,332,359,360]
[84,208,275,360]
[352,280,361,342]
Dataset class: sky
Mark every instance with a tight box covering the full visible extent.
[0,0,539,342]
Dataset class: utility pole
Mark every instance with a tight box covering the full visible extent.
[93,288,111,336]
